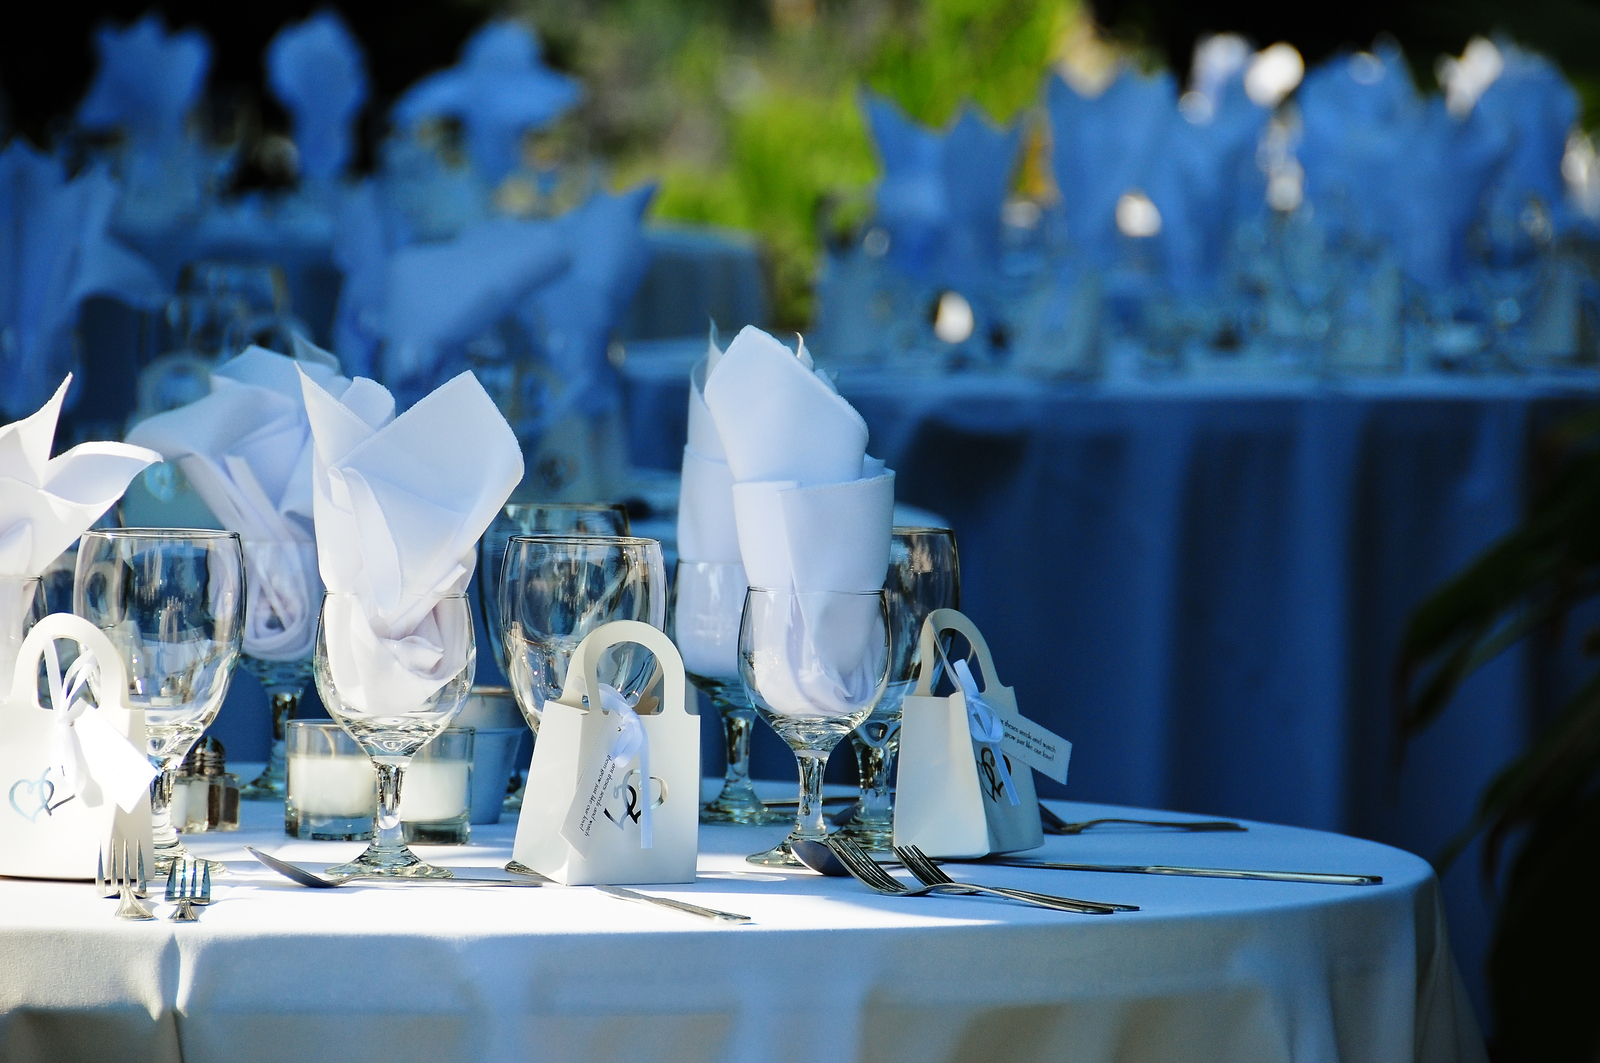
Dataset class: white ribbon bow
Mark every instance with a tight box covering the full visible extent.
[597,683,653,849]
[42,640,158,813]
[952,658,1019,806]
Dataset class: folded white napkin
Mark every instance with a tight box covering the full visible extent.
[0,376,159,580]
[126,342,348,661]
[702,327,894,717]
[675,326,740,565]
[299,368,523,713]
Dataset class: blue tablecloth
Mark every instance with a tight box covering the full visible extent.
[619,337,1600,1029]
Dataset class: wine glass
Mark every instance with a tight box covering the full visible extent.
[0,576,49,693]
[75,529,245,872]
[477,503,631,678]
[238,540,321,800]
[498,536,665,732]
[739,588,890,867]
[669,561,786,824]
[313,592,475,878]
[838,527,961,849]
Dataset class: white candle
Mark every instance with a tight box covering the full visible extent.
[288,754,376,817]
[398,760,469,822]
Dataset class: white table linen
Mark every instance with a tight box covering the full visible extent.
[0,792,1483,1063]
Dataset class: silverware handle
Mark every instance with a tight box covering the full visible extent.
[598,885,752,923]
[992,860,1382,886]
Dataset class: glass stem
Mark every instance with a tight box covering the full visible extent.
[855,733,895,818]
[150,767,179,851]
[265,691,297,780]
[793,750,829,842]
[372,762,407,854]
[721,706,757,795]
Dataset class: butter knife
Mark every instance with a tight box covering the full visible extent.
[505,861,753,923]
[972,858,1382,886]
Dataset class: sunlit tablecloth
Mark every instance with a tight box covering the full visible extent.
[0,792,1483,1063]
[618,338,1600,1030]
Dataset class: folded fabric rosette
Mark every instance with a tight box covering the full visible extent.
[127,341,346,665]
[701,326,895,717]
[0,378,160,877]
[298,365,523,715]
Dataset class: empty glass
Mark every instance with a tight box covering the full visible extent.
[477,503,631,678]
[498,536,665,733]
[313,592,475,878]
[670,561,786,824]
[0,577,48,694]
[838,527,961,849]
[75,529,246,872]
[239,540,321,800]
[740,588,890,867]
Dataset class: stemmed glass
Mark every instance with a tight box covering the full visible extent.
[838,527,961,849]
[498,536,665,731]
[0,576,49,693]
[740,588,890,867]
[239,540,320,800]
[669,561,786,824]
[313,592,475,878]
[75,529,245,872]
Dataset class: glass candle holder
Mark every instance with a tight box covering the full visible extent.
[400,727,474,845]
[285,721,376,841]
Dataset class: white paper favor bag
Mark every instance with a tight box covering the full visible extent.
[0,613,155,880]
[894,609,1071,858]
[513,621,699,885]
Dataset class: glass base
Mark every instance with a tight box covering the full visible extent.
[746,834,808,867]
[327,844,453,879]
[836,815,895,851]
[703,781,789,825]
[153,840,227,875]
[239,764,286,800]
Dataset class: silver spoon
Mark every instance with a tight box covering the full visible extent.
[245,847,543,888]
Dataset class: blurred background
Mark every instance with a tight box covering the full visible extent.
[7,2,1600,1059]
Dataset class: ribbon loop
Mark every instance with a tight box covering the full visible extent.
[41,637,156,813]
[597,683,653,848]
[952,658,1019,806]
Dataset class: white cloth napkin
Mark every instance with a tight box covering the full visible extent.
[675,325,740,565]
[126,342,348,661]
[299,368,523,713]
[702,326,894,717]
[0,376,159,579]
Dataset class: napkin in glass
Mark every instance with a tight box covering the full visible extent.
[703,327,893,717]
[299,368,523,712]
[126,341,347,662]
[267,11,369,185]
[0,144,167,418]
[392,20,582,187]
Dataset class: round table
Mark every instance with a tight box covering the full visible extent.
[0,790,1484,1063]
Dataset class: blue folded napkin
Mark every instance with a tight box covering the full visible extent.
[1048,68,1177,269]
[76,13,210,149]
[267,11,369,185]
[392,20,582,187]
[1473,41,1581,247]
[0,145,167,418]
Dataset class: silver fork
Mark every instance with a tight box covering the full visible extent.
[165,859,211,921]
[825,836,1116,914]
[893,843,1140,913]
[1039,805,1244,835]
[97,840,155,920]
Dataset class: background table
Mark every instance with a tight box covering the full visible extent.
[0,793,1482,1063]
[621,339,1600,1027]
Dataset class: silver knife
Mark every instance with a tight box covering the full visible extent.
[506,861,753,923]
[972,859,1382,886]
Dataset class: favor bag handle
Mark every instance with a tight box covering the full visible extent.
[566,621,687,719]
[7,613,130,712]
[912,609,1002,698]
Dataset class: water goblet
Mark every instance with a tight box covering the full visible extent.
[669,561,787,824]
[740,588,890,867]
[498,535,665,735]
[838,527,961,849]
[313,592,474,878]
[238,540,321,800]
[75,529,246,873]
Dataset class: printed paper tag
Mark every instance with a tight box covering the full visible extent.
[560,722,629,856]
[1000,717,1071,784]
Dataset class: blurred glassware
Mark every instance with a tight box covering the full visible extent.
[237,654,314,800]
[313,592,474,878]
[0,577,49,694]
[669,560,787,825]
[740,588,890,867]
[497,535,665,736]
[838,528,961,850]
[75,529,245,872]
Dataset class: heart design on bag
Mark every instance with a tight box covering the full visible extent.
[603,772,667,832]
[8,770,74,823]
[977,746,1016,804]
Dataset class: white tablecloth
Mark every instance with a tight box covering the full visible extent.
[0,789,1483,1063]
